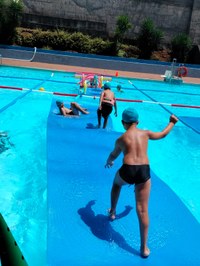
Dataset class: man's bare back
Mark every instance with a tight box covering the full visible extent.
[117,126,149,165]
[99,89,115,107]
[108,113,178,167]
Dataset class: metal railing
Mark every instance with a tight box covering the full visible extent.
[0,47,37,62]
[30,46,37,61]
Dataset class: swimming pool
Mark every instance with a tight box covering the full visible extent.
[0,65,200,265]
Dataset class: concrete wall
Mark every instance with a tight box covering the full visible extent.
[189,0,200,44]
[22,0,200,44]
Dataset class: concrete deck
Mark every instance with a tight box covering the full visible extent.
[2,58,200,84]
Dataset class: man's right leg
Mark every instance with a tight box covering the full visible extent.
[109,171,127,220]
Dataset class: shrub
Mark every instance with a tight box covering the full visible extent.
[89,38,114,55]
[171,33,192,63]
[15,28,36,47]
[114,15,132,55]
[137,18,163,59]
[67,32,91,53]
[15,28,115,56]
[115,15,132,41]
[47,30,70,50]
[121,44,140,58]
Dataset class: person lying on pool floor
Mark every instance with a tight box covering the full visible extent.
[56,101,89,116]
[105,107,178,258]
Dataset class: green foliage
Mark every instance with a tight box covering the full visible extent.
[121,44,140,58]
[42,30,70,50]
[15,28,114,56]
[0,0,23,43]
[115,15,132,40]
[7,17,194,62]
[34,29,53,48]
[171,33,192,63]
[16,30,35,47]
[16,28,40,47]
[89,38,114,55]
[137,18,163,59]
[16,28,70,50]
[113,15,132,55]
[68,32,91,53]
[0,0,6,33]
[53,30,71,50]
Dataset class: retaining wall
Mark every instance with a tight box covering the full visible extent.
[22,0,200,44]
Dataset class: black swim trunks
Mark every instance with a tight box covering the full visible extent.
[119,164,150,185]
[68,110,75,115]
[101,102,113,118]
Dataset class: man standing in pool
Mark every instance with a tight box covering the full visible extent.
[97,82,117,129]
[105,108,178,258]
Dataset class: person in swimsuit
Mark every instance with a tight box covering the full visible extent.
[105,107,178,258]
[116,84,124,93]
[56,101,89,116]
[89,75,98,88]
[97,82,117,129]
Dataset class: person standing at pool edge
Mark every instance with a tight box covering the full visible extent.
[105,108,178,258]
[97,82,117,129]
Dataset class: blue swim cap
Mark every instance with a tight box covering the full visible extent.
[104,82,111,89]
[56,101,63,107]
[122,108,139,123]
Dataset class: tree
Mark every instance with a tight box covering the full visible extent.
[0,0,6,33]
[0,0,23,44]
[137,18,163,59]
[115,15,132,41]
[171,33,192,63]
[114,15,132,55]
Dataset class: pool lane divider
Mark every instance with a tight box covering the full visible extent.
[0,73,54,114]
[116,97,200,109]
[1,85,200,111]
[53,92,77,97]
[0,85,23,90]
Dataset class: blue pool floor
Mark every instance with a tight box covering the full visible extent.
[47,100,200,266]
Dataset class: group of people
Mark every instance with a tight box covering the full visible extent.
[56,82,117,129]
[56,81,179,258]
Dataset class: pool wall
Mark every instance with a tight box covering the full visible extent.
[1,45,200,78]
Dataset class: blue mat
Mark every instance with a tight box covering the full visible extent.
[47,101,200,266]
